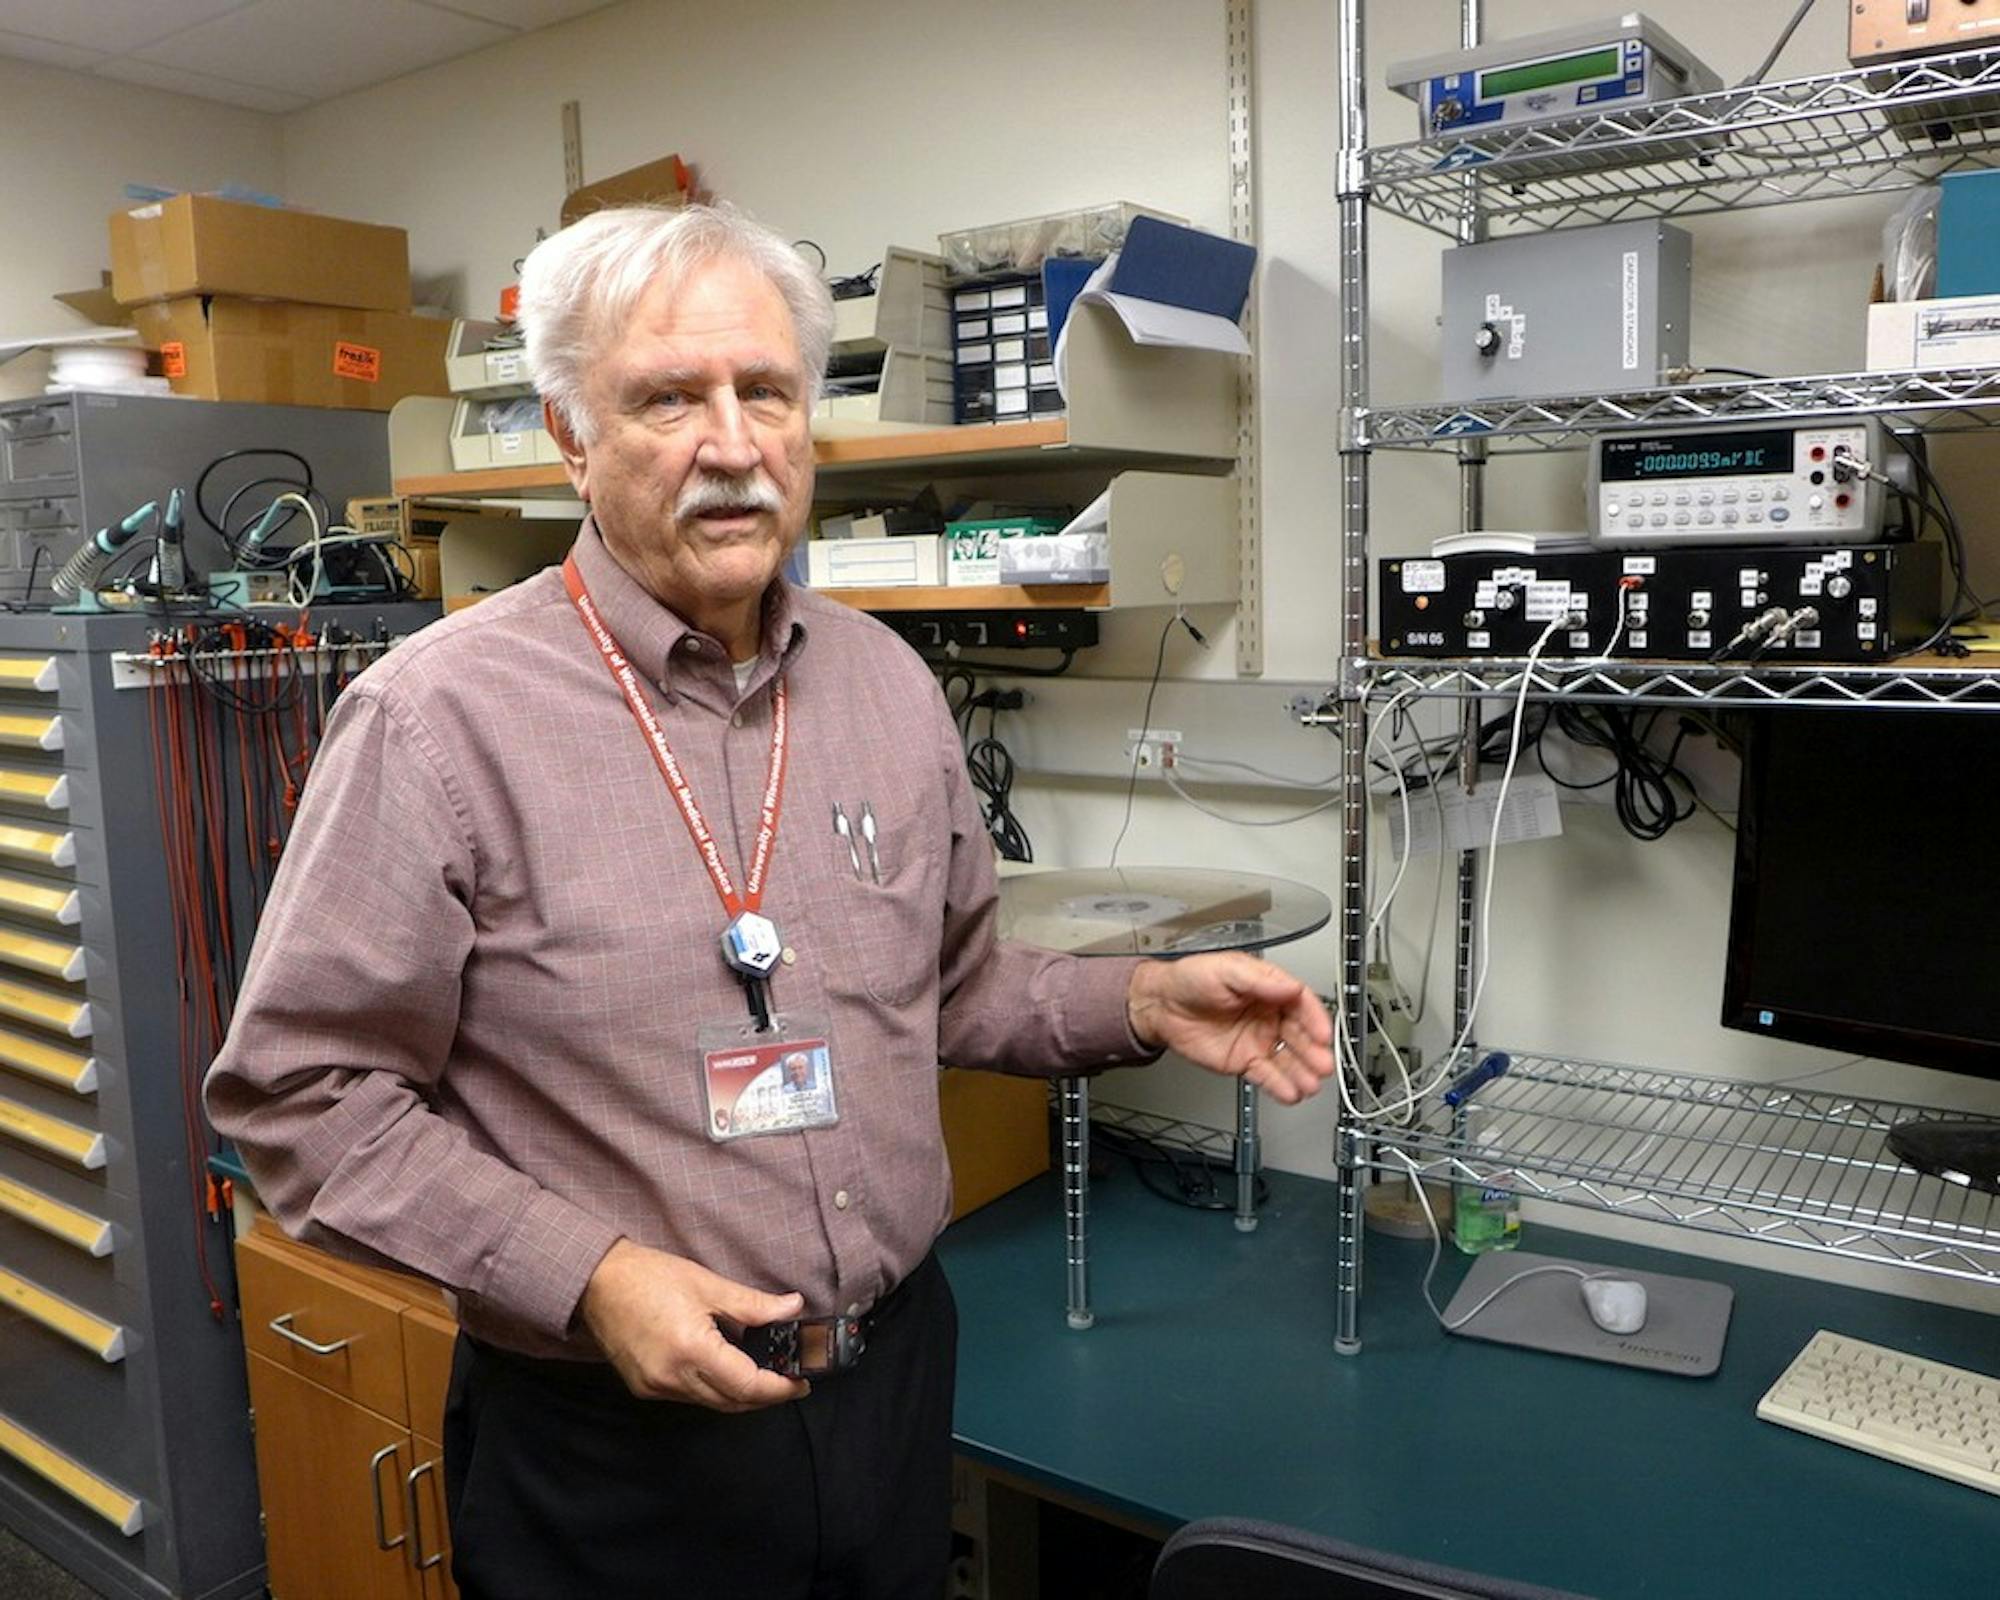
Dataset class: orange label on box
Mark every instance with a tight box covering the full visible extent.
[332,342,382,382]
[159,343,187,379]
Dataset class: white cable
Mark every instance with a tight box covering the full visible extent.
[1386,706,1452,1028]
[1341,612,1570,1125]
[1171,752,1340,789]
[1383,1148,1622,1331]
[1161,767,1343,826]
[1435,611,1570,1081]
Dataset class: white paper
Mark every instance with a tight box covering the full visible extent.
[1051,252,1249,401]
[1384,773,1564,858]
[1057,487,1113,539]
[0,327,140,366]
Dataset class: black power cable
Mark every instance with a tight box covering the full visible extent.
[1091,1123,1270,1212]
[935,667,1034,860]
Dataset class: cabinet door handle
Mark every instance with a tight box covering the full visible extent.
[268,1312,351,1356]
[368,1442,407,1551]
[405,1458,444,1571]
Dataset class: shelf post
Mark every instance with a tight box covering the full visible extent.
[1333,0,1370,1357]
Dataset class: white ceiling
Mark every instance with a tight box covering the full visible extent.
[0,0,620,113]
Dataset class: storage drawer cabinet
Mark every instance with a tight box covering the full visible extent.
[0,406,77,490]
[237,1227,414,1426]
[0,544,429,1600]
[239,1223,459,1600]
[245,1353,421,1600]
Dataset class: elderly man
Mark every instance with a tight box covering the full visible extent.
[206,204,1332,1600]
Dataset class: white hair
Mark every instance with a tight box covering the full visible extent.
[517,203,834,443]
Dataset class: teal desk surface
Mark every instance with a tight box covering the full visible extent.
[937,1166,1997,1600]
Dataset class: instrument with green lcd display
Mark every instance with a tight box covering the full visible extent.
[1386,14,1720,141]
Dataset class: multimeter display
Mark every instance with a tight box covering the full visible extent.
[1600,429,1794,481]
[1479,48,1622,100]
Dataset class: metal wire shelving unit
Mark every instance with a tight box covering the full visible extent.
[1350,1055,2000,1284]
[1331,3,2000,1353]
[1367,45,2000,238]
[1357,656,2000,712]
[1364,366,2000,450]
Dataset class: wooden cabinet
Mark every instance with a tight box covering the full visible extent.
[236,1222,460,1600]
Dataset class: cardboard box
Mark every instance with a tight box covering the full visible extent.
[132,297,450,410]
[944,516,1065,586]
[560,155,692,228]
[939,1068,1049,1221]
[1865,295,2000,371]
[345,497,404,539]
[806,535,944,588]
[52,274,134,329]
[403,540,443,600]
[110,193,411,311]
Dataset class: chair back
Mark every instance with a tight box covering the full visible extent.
[1150,1517,1600,1600]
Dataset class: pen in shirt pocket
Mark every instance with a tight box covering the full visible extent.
[859,801,882,883]
[832,801,863,880]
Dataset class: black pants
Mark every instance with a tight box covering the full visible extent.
[442,1252,957,1600]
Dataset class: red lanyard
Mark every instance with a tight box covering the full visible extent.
[562,555,787,920]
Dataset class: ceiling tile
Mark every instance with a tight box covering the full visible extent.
[0,0,250,53]
[0,25,105,70]
[91,56,309,114]
[417,0,614,27]
[135,0,510,103]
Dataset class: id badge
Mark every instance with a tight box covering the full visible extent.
[698,1014,839,1142]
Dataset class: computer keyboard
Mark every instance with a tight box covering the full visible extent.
[1757,1329,2000,1497]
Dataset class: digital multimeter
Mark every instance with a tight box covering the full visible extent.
[1586,418,1894,549]
[1386,13,1722,140]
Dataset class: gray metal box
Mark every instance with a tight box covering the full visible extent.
[0,394,390,604]
[1441,221,1692,402]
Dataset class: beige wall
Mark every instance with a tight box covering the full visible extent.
[0,58,281,400]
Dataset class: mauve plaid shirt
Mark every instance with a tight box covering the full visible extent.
[205,523,1152,1358]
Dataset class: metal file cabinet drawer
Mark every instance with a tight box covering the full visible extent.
[0,406,78,490]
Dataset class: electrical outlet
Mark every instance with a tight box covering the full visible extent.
[1124,726,1183,775]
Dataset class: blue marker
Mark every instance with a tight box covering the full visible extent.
[1442,1049,1510,1108]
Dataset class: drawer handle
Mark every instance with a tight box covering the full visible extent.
[268,1312,350,1356]
[369,1442,407,1551]
[405,1458,444,1571]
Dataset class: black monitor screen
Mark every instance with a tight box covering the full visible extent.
[1721,709,2000,1074]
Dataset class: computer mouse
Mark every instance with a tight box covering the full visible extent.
[1580,1276,1648,1335]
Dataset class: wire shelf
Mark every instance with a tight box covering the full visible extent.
[1357,1053,2000,1285]
[1352,657,2000,713]
[1088,1099,1239,1162]
[1361,366,2000,451]
[1367,47,2000,237]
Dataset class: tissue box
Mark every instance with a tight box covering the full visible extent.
[997,531,1109,585]
[944,516,1065,585]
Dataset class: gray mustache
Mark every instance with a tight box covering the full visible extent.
[677,473,783,518]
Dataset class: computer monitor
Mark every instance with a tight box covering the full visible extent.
[1721,707,2000,1191]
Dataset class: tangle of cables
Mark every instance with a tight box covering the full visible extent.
[194,446,416,609]
[144,619,391,1317]
[939,667,1034,861]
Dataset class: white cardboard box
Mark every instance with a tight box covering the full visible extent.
[1865,295,2000,371]
[807,535,944,588]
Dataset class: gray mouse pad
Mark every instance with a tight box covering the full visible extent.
[1440,1250,1734,1376]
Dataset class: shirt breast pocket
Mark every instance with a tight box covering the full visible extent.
[833,836,947,1010]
